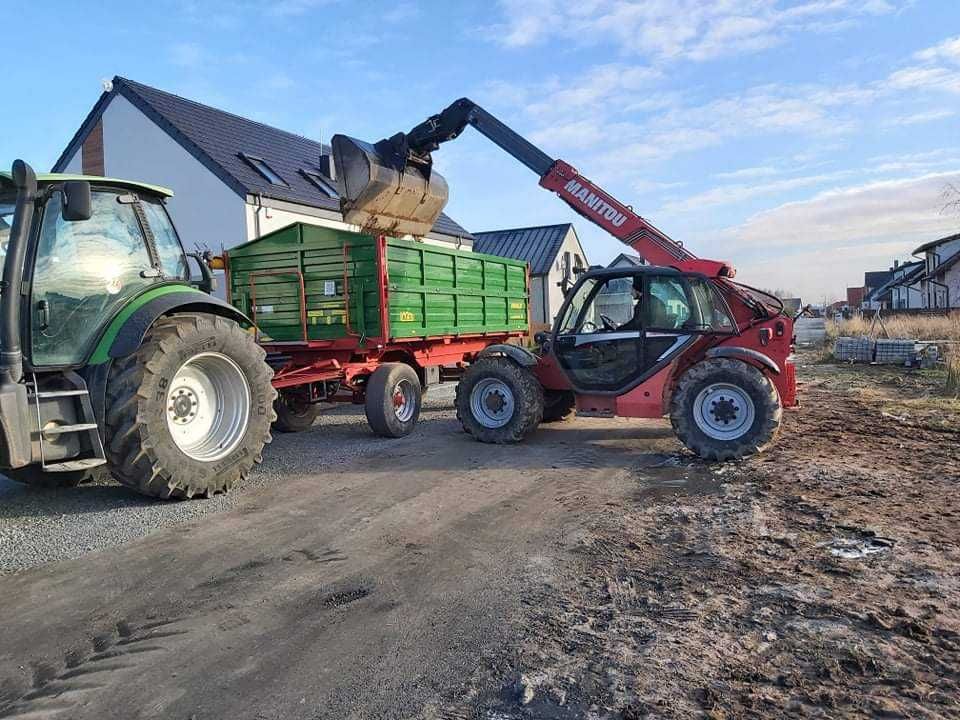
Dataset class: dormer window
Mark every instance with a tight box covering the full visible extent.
[240,154,287,186]
[301,170,338,198]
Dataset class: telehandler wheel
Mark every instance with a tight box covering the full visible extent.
[104,313,276,499]
[3,465,107,489]
[365,363,422,438]
[670,358,781,462]
[456,357,544,443]
[542,389,576,423]
[273,391,321,433]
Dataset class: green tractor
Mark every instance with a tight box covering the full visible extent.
[0,161,276,498]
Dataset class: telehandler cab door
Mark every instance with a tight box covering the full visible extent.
[552,270,736,394]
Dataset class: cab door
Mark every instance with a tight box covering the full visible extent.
[552,272,730,394]
[29,189,156,367]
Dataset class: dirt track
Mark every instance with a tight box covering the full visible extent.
[1,352,958,719]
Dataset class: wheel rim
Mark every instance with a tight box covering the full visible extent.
[693,382,756,441]
[166,352,251,462]
[470,378,516,429]
[392,379,417,423]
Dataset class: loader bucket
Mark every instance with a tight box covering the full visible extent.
[331,134,449,237]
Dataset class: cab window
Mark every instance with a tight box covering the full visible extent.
[645,277,691,329]
[30,191,154,366]
[141,197,189,279]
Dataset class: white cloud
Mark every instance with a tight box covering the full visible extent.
[720,172,960,297]
[883,108,956,126]
[489,0,902,61]
[886,34,960,93]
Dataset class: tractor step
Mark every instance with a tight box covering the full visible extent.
[29,389,90,398]
[42,423,99,436]
[42,458,107,472]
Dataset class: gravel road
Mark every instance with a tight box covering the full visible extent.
[0,384,459,574]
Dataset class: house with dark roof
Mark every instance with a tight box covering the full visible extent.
[608,252,644,268]
[473,223,587,328]
[912,232,960,309]
[52,76,472,271]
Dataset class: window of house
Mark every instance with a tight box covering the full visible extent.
[301,170,338,197]
[241,154,287,186]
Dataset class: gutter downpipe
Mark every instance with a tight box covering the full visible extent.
[1,160,37,385]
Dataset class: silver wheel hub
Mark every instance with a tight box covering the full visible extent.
[392,379,417,423]
[165,352,251,462]
[470,378,515,429]
[693,383,756,441]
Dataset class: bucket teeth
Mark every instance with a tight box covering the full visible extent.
[331,134,449,237]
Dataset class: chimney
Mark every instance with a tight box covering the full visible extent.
[894,259,900,269]
[319,153,336,181]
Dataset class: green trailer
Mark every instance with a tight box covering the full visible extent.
[225,223,529,437]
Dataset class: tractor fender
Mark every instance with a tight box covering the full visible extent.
[705,346,780,375]
[105,291,251,361]
[476,343,539,368]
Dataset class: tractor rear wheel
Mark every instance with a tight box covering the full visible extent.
[670,358,781,461]
[364,363,422,438]
[104,313,276,499]
[456,357,544,443]
[542,389,576,423]
[274,391,321,433]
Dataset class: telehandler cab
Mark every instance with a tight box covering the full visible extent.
[331,99,798,460]
[0,161,275,497]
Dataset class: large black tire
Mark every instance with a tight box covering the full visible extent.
[670,358,781,461]
[364,363,422,438]
[542,389,576,423]
[2,465,107,489]
[273,391,321,433]
[456,357,544,443]
[104,313,276,499]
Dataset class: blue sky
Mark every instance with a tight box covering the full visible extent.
[3,0,959,300]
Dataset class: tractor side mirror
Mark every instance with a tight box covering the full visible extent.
[62,181,92,221]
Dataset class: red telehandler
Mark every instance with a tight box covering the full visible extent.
[330,98,797,460]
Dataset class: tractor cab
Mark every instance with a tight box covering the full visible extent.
[546,266,737,394]
[0,171,188,369]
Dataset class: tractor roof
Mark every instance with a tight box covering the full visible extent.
[0,172,173,198]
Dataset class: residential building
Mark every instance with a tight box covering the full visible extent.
[846,286,866,309]
[862,269,894,310]
[52,77,472,270]
[913,232,960,309]
[608,252,644,268]
[473,223,587,329]
[888,260,925,310]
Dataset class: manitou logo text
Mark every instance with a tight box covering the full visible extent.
[563,180,628,227]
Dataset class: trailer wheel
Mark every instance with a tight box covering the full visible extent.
[542,389,576,423]
[456,357,543,443]
[104,313,276,499]
[365,363,422,438]
[274,391,321,433]
[670,358,781,461]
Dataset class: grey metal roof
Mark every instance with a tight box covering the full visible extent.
[53,77,471,239]
[472,223,573,275]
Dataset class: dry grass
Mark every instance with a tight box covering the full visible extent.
[948,347,960,398]
[825,313,960,342]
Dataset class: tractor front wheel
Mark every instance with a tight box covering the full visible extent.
[104,313,276,499]
[456,357,544,443]
[670,358,781,461]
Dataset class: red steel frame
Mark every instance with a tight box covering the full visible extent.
[235,235,527,401]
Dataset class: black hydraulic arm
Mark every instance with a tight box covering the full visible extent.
[403,98,555,176]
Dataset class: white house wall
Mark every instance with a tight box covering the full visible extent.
[92,95,248,254]
[544,228,588,326]
[61,152,82,174]
[244,200,472,250]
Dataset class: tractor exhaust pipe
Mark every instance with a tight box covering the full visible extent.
[331,133,449,238]
[1,160,36,385]
[0,160,36,469]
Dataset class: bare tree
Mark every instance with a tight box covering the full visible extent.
[942,182,960,216]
